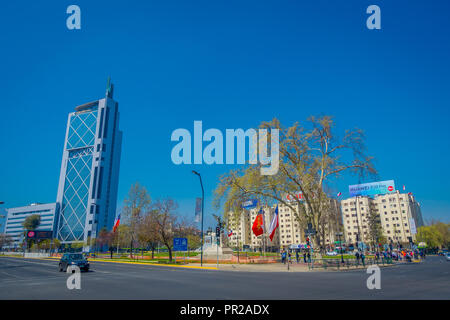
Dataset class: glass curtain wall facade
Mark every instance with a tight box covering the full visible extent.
[56,82,122,244]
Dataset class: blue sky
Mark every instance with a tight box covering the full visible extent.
[1,0,449,229]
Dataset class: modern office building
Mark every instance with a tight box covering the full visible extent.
[4,203,59,245]
[56,80,122,245]
[0,208,6,234]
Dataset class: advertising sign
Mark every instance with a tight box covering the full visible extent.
[173,238,188,251]
[241,199,258,209]
[26,230,52,240]
[349,180,396,197]
[409,218,417,235]
[285,192,304,202]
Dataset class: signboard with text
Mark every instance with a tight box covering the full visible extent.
[173,238,188,251]
[241,199,258,209]
[349,180,396,197]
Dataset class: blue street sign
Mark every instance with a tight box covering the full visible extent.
[241,199,258,209]
[173,238,188,251]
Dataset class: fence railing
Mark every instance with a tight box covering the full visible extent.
[312,257,399,270]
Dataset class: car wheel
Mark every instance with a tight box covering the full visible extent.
[59,264,63,272]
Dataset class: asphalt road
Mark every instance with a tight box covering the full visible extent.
[0,255,448,299]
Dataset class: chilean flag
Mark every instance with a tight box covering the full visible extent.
[337,192,342,197]
[228,229,233,237]
[268,205,279,241]
[113,214,121,232]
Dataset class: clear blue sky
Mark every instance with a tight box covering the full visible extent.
[1,0,449,229]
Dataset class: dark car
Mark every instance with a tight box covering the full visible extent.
[59,253,90,272]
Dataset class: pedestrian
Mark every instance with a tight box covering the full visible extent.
[288,251,292,264]
[355,251,360,265]
[303,251,307,263]
[281,250,287,264]
[296,250,299,263]
[307,251,311,263]
[361,252,365,266]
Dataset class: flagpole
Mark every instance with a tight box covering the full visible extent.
[116,228,119,255]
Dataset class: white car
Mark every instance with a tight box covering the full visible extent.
[446,253,450,261]
[326,251,338,256]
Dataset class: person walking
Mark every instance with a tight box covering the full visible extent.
[307,251,311,263]
[281,250,287,264]
[296,250,299,263]
[361,252,366,267]
[355,251,360,265]
[303,251,307,263]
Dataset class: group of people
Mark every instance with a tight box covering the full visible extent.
[281,249,311,264]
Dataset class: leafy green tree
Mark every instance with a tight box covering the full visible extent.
[22,214,41,249]
[214,116,377,250]
[417,221,450,249]
[22,214,41,230]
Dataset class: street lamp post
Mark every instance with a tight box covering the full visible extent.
[192,171,204,267]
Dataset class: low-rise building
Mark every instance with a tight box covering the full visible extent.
[5,203,59,246]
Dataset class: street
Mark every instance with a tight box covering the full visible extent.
[0,255,448,299]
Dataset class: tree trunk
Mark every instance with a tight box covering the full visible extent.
[130,240,133,259]
[168,246,172,262]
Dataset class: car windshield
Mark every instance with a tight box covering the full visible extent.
[69,254,84,260]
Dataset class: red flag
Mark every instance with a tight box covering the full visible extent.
[252,210,264,236]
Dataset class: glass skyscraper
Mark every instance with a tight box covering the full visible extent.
[56,80,122,244]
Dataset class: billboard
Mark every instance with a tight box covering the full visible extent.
[26,230,53,240]
[409,218,417,235]
[348,180,395,197]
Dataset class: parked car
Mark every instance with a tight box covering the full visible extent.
[446,253,450,261]
[59,253,90,272]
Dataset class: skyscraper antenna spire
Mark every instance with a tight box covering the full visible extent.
[106,76,114,98]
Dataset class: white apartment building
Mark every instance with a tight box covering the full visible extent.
[341,191,424,246]
[226,197,342,251]
[225,210,252,249]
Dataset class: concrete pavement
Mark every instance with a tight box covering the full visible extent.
[0,255,448,299]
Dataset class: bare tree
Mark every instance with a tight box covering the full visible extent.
[153,198,178,262]
[0,234,13,250]
[122,182,151,258]
[138,209,160,259]
[215,116,377,250]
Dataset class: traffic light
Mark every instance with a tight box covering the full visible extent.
[306,237,310,246]
[215,226,220,237]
